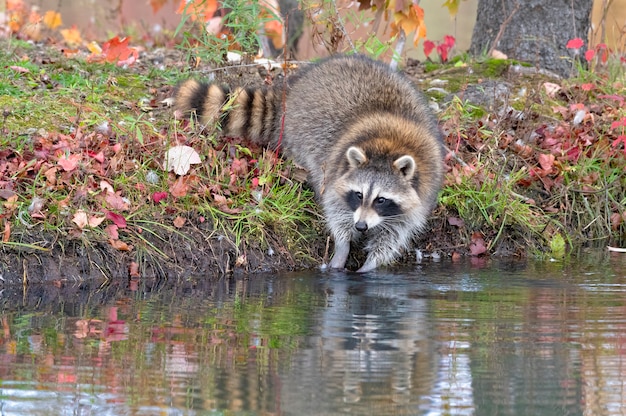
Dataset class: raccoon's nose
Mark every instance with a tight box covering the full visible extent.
[355,221,368,232]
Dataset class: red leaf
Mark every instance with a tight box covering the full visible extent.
[423,40,435,57]
[610,117,626,130]
[443,35,455,48]
[152,191,168,203]
[566,38,584,49]
[584,49,595,62]
[436,44,449,62]
[105,210,127,228]
[87,150,105,163]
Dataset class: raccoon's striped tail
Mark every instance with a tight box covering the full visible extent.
[174,79,281,146]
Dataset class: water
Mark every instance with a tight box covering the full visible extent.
[1,252,626,415]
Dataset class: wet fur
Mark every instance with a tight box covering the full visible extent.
[175,55,444,272]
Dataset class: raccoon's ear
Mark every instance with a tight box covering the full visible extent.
[393,155,416,179]
[346,146,367,168]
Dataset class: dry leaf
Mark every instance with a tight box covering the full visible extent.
[173,216,186,228]
[42,10,62,29]
[88,215,106,228]
[109,238,132,251]
[58,153,81,172]
[169,176,189,198]
[164,145,202,175]
[60,25,83,47]
[3,220,10,242]
[72,209,88,229]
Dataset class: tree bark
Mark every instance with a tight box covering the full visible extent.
[469,0,593,78]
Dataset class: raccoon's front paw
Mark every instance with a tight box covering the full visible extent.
[356,259,378,273]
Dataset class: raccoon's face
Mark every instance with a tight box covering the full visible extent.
[345,186,403,232]
[339,146,421,233]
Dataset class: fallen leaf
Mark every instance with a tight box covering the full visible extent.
[44,166,57,186]
[100,180,115,194]
[173,216,186,228]
[9,65,30,73]
[490,49,507,60]
[109,238,132,251]
[164,145,202,175]
[448,216,465,227]
[3,220,10,242]
[543,82,561,98]
[88,215,106,228]
[537,153,555,173]
[58,153,81,172]
[152,191,168,203]
[169,176,189,198]
[105,191,129,211]
[105,224,119,240]
[72,209,88,229]
[129,261,140,277]
[105,210,127,228]
[101,36,139,66]
[469,232,487,256]
[60,25,83,47]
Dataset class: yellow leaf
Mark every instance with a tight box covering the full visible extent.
[87,41,102,54]
[60,25,82,47]
[43,10,62,29]
[442,0,461,16]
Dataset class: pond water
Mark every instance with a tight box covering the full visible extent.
[1,252,626,415]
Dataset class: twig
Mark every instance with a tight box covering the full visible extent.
[488,2,520,57]
[329,0,355,53]
[390,28,406,71]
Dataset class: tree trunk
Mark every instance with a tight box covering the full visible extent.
[469,0,593,78]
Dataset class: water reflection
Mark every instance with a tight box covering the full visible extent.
[0,252,625,415]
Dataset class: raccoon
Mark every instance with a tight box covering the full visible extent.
[175,54,444,272]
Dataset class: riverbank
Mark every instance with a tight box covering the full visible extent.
[1,39,625,283]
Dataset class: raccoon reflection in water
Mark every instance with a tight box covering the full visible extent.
[175,54,444,272]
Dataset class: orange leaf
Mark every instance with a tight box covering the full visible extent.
[391,4,427,45]
[60,25,82,47]
[43,10,62,29]
[176,0,218,22]
[101,36,138,66]
[109,238,132,251]
[3,220,10,243]
[170,176,189,198]
[149,0,169,13]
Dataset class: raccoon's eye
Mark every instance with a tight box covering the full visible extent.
[375,197,387,205]
[355,192,363,200]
